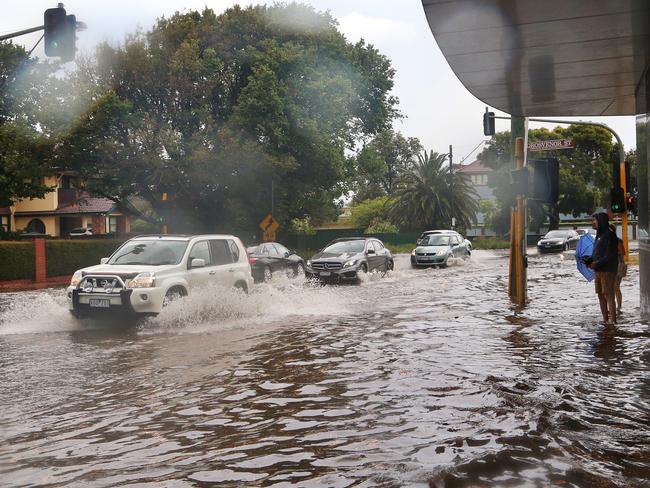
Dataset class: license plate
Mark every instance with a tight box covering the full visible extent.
[419,256,432,261]
[89,298,110,308]
[320,271,331,277]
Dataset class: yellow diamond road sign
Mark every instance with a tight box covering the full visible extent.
[259,213,279,233]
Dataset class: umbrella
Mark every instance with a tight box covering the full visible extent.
[575,233,595,281]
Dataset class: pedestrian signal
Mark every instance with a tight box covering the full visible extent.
[610,187,626,213]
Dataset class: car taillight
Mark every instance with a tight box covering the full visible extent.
[248,256,257,265]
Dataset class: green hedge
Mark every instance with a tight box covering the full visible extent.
[0,242,35,280]
[0,239,127,281]
[46,240,126,277]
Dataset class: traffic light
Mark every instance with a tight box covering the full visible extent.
[44,7,76,61]
[610,187,626,213]
[627,193,637,214]
[529,158,559,204]
[483,110,495,136]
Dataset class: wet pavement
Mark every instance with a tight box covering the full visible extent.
[0,250,648,487]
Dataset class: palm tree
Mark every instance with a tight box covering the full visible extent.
[389,150,479,231]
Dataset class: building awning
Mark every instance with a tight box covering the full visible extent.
[422,0,650,116]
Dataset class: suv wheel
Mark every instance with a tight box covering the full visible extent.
[163,288,185,307]
[294,262,305,277]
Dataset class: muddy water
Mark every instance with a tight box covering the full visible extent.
[0,251,648,487]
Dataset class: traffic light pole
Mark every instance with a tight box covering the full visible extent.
[0,26,45,41]
[509,117,528,306]
[490,114,629,262]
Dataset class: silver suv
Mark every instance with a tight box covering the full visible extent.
[67,235,253,318]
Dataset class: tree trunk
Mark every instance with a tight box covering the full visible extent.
[548,205,560,230]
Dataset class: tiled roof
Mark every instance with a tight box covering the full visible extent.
[457,160,492,174]
[56,196,116,214]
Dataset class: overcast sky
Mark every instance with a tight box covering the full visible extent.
[2,0,637,163]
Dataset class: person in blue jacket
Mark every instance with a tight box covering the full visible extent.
[587,212,619,325]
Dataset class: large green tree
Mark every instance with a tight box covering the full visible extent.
[58,4,399,233]
[389,150,478,231]
[350,129,421,201]
[0,41,59,207]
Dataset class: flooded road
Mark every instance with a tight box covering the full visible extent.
[1,250,648,487]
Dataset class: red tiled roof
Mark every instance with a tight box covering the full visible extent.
[56,196,116,214]
[457,160,492,173]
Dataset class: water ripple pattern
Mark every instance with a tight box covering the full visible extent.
[0,251,648,487]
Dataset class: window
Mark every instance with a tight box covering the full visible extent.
[108,216,118,233]
[189,241,211,267]
[228,240,240,262]
[274,243,289,256]
[209,239,232,265]
[26,219,45,234]
[109,240,188,265]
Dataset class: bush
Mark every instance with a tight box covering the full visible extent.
[130,219,159,234]
[0,242,35,280]
[365,219,398,234]
[46,240,126,277]
[472,237,510,250]
[350,196,393,231]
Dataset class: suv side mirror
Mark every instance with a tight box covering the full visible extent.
[284,251,291,258]
[100,257,109,264]
[190,258,205,268]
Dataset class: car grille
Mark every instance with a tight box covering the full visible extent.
[416,252,436,256]
[79,275,126,294]
[311,262,343,270]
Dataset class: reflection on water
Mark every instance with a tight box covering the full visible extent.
[0,251,648,487]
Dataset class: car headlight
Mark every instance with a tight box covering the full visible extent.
[343,259,357,268]
[306,260,312,267]
[128,272,156,288]
[411,249,416,256]
[537,241,542,246]
[438,249,448,256]
[70,270,83,287]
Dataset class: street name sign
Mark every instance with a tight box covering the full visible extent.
[528,139,574,151]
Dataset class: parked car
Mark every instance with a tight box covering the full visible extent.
[411,232,470,267]
[67,234,253,318]
[70,227,93,238]
[305,237,394,283]
[576,228,596,237]
[537,229,580,252]
[246,242,305,282]
[419,229,472,251]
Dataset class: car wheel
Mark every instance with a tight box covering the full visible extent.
[294,262,305,277]
[360,263,368,274]
[163,288,185,307]
[263,266,272,282]
[387,259,394,271]
[463,249,470,260]
[563,242,568,251]
[234,281,248,294]
[440,257,449,268]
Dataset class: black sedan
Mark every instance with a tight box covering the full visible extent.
[537,229,580,253]
[305,237,394,283]
[247,242,305,282]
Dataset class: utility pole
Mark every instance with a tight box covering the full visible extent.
[509,117,528,306]
[449,144,454,228]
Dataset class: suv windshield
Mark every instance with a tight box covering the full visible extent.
[323,240,365,253]
[420,235,451,246]
[108,240,188,265]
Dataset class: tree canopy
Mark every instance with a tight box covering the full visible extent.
[389,150,478,231]
[57,4,400,232]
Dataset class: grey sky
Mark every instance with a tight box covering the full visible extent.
[2,1,637,163]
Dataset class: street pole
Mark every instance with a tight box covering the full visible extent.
[509,116,527,306]
[449,144,453,228]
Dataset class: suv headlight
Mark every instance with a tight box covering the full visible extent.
[128,272,156,288]
[343,259,357,268]
[306,260,312,267]
[70,270,83,287]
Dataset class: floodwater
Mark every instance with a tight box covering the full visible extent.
[0,250,648,488]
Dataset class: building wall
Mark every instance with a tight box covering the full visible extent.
[637,70,650,318]
[14,176,59,212]
[14,215,60,236]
